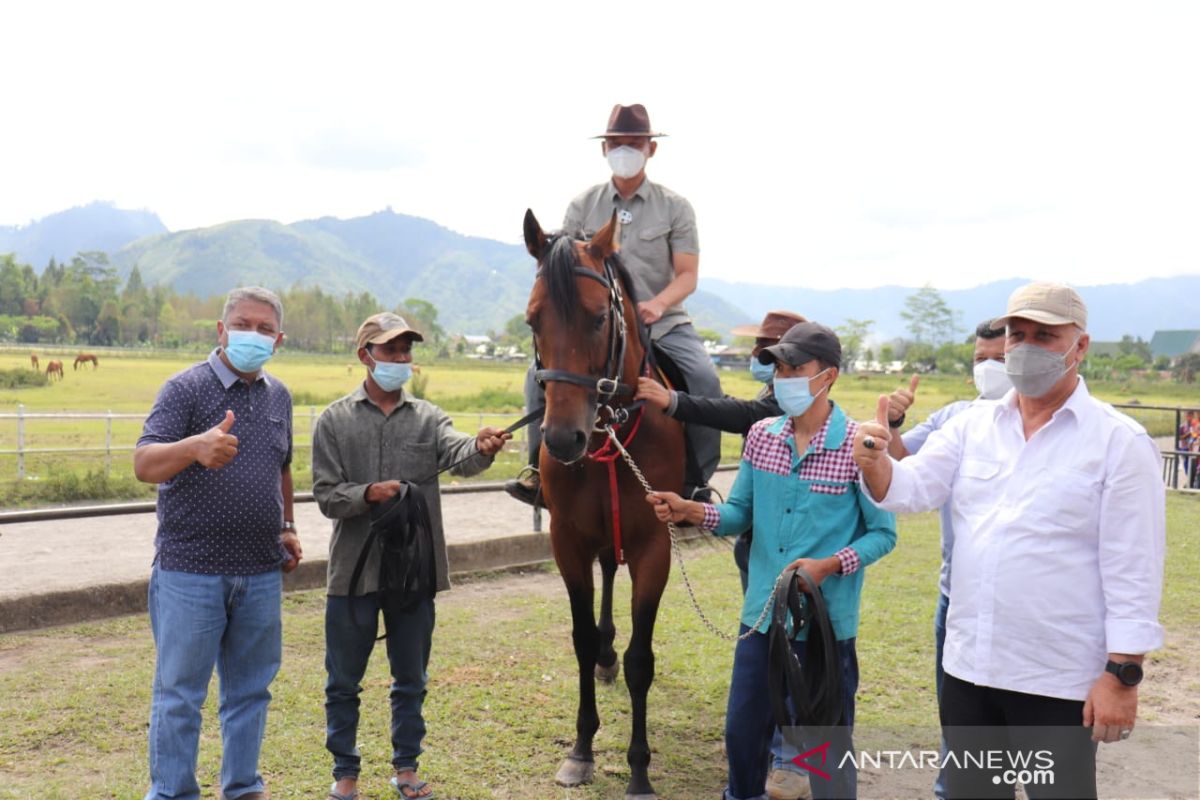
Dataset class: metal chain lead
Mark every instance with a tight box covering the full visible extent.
[602,424,779,642]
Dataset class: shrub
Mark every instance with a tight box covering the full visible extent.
[0,368,49,389]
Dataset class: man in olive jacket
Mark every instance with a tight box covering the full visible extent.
[312,312,510,800]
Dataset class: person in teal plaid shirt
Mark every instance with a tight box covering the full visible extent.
[648,321,896,800]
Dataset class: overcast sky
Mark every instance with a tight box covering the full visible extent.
[2,1,1197,290]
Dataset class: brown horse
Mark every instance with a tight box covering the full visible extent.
[45,360,64,380]
[74,353,99,370]
[523,209,684,799]
[30,353,39,370]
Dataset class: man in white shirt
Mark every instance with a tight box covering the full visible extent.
[881,318,1010,800]
[853,283,1165,799]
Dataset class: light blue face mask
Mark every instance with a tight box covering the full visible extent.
[369,355,413,392]
[773,369,831,417]
[224,330,276,372]
[749,358,775,384]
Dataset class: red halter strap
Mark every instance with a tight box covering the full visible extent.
[586,403,646,565]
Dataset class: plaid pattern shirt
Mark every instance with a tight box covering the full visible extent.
[702,402,896,638]
[702,413,863,574]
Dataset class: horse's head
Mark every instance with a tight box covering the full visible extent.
[523,208,637,465]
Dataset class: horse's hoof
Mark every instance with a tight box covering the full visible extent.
[595,658,620,683]
[554,757,595,787]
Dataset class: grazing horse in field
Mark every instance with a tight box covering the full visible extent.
[74,353,99,370]
[523,209,685,799]
[30,353,39,370]
[45,360,64,380]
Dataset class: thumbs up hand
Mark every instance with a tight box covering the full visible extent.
[885,374,920,425]
[853,394,893,470]
[195,409,239,469]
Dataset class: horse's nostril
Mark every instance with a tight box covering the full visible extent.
[544,425,589,463]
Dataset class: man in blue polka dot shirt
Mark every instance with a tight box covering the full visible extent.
[135,286,302,800]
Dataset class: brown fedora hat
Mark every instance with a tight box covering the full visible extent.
[592,104,666,138]
[731,310,808,341]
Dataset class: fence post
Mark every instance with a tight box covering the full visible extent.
[16,403,25,480]
[105,410,113,477]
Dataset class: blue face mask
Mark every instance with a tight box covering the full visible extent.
[224,330,276,372]
[369,355,412,392]
[773,369,831,417]
[749,358,775,384]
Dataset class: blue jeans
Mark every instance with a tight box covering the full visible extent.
[145,566,282,800]
[933,591,950,800]
[325,594,435,780]
[724,627,858,800]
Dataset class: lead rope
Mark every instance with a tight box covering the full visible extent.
[602,423,779,642]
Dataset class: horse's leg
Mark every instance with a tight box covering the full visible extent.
[554,550,600,788]
[623,547,669,799]
[595,548,620,683]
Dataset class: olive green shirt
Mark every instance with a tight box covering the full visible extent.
[311,384,494,595]
[563,177,700,340]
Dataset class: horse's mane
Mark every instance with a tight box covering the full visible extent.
[542,232,640,322]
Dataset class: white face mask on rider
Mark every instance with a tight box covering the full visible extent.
[607,145,647,179]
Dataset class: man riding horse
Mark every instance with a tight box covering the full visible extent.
[508,104,723,507]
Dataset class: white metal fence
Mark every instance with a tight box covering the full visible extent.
[0,404,534,480]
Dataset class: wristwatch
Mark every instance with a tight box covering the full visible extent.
[282,521,296,532]
[1105,660,1143,686]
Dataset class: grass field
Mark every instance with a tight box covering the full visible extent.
[0,348,1196,507]
[0,493,1196,799]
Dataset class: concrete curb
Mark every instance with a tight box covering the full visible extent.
[0,531,554,634]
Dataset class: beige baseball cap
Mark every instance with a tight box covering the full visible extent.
[355,312,424,349]
[1000,282,1087,329]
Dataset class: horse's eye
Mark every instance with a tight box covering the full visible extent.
[593,313,608,331]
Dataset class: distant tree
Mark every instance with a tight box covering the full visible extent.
[695,327,723,345]
[1173,353,1200,384]
[879,344,895,366]
[835,318,874,372]
[400,298,445,344]
[900,285,961,345]
[93,299,121,345]
[1116,334,1152,365]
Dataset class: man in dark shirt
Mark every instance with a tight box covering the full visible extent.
[134,286,301,800]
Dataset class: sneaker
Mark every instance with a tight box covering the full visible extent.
[766,767,811,800]
[504,468,541,507]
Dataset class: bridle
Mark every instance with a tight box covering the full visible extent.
[532,248,645,417]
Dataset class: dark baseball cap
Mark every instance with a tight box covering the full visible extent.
[758,321,842,368]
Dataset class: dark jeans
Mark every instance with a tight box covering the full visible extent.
[933,591,949,800]
[324,594,435,780]
[940,673,1098,799]
[724,627,858,800]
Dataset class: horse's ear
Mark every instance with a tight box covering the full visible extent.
[586,210,619,261]
[523,209,547,260]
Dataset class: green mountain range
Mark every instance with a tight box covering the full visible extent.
[106,209,750,335]
[4,204,1193,340]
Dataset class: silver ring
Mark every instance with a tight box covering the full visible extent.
[1120,729,1132,740]
[864,436,876,450]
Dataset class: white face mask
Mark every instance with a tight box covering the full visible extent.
[607,145,646,179]
[972,358,1013,400]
